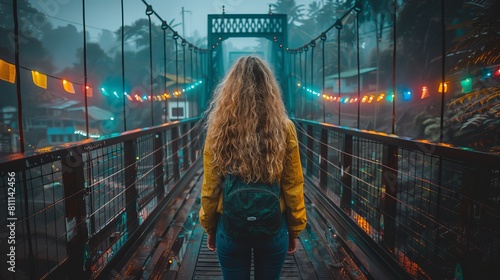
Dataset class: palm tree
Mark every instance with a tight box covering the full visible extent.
[271,0,307,48]
[407,0,500,152]
[445,0,500,152]
[271,0,305,25]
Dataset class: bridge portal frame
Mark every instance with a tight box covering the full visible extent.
[206,13,289,111]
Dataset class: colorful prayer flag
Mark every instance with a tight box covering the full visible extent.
[63,79,75,93]
[0,59,16,83]
[32,70,47,89]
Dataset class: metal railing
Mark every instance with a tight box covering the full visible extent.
[2,116,498,279]
[294,119,500,280]
[0,118,203,279]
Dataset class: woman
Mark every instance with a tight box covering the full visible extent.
[199,56,307,279]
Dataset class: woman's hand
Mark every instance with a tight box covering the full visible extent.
[287,237,298,254]
[207,233,217,252]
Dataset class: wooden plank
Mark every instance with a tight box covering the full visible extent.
[189,232,308,280]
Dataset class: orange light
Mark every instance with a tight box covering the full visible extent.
[62,79,75,93]
[421,86,429,99]
[438,82,448,93]
[31,70,47,89]
[84,85,93,97]
[0,59,16,83]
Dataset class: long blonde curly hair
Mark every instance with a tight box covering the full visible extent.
[205,56,289,183]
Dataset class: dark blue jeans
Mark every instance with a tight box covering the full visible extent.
[216,216,289,280]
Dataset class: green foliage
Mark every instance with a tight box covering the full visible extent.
[415,1,500,153]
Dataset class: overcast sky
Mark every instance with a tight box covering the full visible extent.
[30,0,315,40]
[149,0,315,38]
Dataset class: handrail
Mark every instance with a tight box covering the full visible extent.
[292,118,500,279]
[0,118,204,279]
[294,118,499,165]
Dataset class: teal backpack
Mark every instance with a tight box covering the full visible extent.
[221,174,283,238]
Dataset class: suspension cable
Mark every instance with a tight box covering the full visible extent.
[189,44,193,118]
[337,28,341,126]
[147,9,154,126]
[298,49,303,118]
[182,39,187,118]
[121,0,126,131]
[162,22,168,123]
[321,33,326,123]
[356,13,361,129]
[302,46,309,118]
[174,33,179,117]
[310,40,315,120]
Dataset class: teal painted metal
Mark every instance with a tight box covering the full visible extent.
[207,14,289,111]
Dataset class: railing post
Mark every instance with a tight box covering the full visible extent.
[306,125,313,177]
[190,121,197,164]
[340,134,353,213]
[189,122,200,164]
[380,144,398,251]
[182,123,189,171]
[172,126,180,181]
[320,128,328,192]
[297,122,306,168]
[154,132,165,198]
[124,140,138,233]
[62,150,90,278]
[459,164,494,279]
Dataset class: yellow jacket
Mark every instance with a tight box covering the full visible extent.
[199,119,307,238]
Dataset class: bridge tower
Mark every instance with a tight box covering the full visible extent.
[206,13,289,111]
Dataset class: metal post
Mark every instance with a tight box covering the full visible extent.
[298,50,303,118]
[356,14,361,129]
[320,128,328,192]
[337,28,341,126]
[162,21,169,123]
[148,13,154,126]
[121,0,127,131]
[182,123,189,171]
[174,35,179,119]
[310,42,315,120]
[62,150,90,278]
[304,47,308,119]
[154,132,165,198]
[439,0,445,142]
[172,126,180,181]
[306,125,313,176]
[190,121,197,164]
[340,135,352,214]
[381,144,398,251]
[182,7,185,37]
[321,34,326,123]
[82,0,89,138]
[124,140,138,233]
[13,0,25,152]
[182,41,187,118]
[190,46,193,118]
[391,0,397,134]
